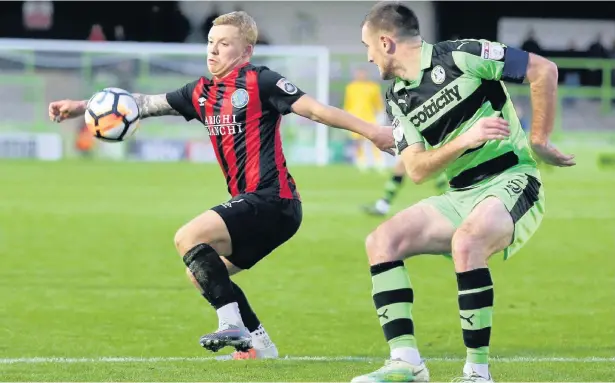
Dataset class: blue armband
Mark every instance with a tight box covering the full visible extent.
[501,47,529,83]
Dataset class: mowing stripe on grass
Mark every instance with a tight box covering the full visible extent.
[0,356,613,364]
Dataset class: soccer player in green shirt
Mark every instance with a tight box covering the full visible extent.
[353,2,576,382]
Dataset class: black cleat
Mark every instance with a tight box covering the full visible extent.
[199,324,252,353]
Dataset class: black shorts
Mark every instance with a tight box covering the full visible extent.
[211,192,302,269]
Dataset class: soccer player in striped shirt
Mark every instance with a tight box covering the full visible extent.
[48,11,393,360]
[353,2,575,382]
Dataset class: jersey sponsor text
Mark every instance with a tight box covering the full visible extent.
[409,84,462,128]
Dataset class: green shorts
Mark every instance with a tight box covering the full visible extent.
[423,165,545,259]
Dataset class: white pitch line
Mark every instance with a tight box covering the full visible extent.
[0,356,613,364]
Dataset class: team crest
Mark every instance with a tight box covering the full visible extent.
[231,89,249,108]
[276,78,298,95]
[431,65,446,85]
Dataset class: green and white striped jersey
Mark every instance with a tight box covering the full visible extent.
[388,39,538,189]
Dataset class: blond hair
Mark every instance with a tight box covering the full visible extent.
[213,11,258,45]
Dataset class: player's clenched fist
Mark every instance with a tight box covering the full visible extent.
[48,99,86,123]
[369,126,396,155]
[462,117,510,149]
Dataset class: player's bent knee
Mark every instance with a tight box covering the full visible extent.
[174,211,232,256]
[365,226,401,265]
[365,231,378,258]
[174,226,190,254]
[451,229,487,271]
[174,225,209,256]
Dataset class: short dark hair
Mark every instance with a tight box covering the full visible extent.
[362,1,420,39]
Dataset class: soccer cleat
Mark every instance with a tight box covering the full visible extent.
[362,199,390,216]
[231,344,279,360]
[351,359,430,382]
[451,371,494,383]
[199,323,252,353]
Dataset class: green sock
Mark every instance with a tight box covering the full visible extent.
[457,268,494,364]
[370,261,417,352]
[383,175,404,204]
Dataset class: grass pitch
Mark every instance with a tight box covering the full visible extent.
[0,149,613,381]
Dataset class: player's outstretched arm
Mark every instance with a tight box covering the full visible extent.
[132,94,181,119]
[291,95,394,153]
[48,94,181,123]
[48,99,87,122]
[258,70,393,152]
[50,78,201,124]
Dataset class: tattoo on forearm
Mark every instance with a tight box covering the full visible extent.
[133,93,180,119]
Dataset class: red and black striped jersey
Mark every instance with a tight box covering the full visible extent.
[166,63,304,200]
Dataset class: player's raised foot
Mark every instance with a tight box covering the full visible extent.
[199,323,252,353]
[351,359,430,382]
[362,199,390,216]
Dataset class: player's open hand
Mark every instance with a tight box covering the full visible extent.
[531,141,576,167]
[370,126,396,155]
[463,117,510,149]
[48,100,86,123]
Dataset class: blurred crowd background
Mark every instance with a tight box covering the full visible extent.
[0,1,613,168]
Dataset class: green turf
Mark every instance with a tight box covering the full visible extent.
[0,149,614,381]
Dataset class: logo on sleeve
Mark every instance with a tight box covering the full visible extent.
[431,65,446,84]
[481,41,505,61]
[231,88,249,108]
[276,78,298,95]
[392,118,403,141]
[392,117,408,153]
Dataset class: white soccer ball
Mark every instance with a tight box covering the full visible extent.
[85,87,141,142]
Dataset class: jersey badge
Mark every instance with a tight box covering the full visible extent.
[276,78,298,95]
[198,96,206,106]
[431,65,446,85]
[231,89,249,108]
[481,41,505,61]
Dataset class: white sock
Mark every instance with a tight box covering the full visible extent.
[464,363,490,379]
[250,325,274,349]
[375,199,390,214]
[391,347,422,365]
[216,302,243,328]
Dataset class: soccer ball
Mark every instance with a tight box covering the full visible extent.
[85,87,140,142]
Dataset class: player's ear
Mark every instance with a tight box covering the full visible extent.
[380,35,395,54]
[244,44,254,58]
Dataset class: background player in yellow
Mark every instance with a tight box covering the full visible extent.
[344,68,386,172]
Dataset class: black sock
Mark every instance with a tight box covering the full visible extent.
[457,268,494,364]
[231,281,261,332]
[183,243,235,309]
